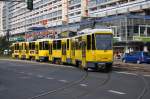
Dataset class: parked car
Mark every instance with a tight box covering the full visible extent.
[122,51,150,64]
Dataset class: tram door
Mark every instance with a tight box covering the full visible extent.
[62,43,66,62]
[81,40,86,67]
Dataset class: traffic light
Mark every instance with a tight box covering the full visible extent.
[27,0,33,10]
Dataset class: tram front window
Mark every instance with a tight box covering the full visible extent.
[95,34,112,50]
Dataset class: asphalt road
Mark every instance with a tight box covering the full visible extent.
[0,59,150,99]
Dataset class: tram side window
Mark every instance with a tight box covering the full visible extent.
[16,44,18,50]
[43,41,49,50]
[17,44,19,50]
[22,43,24,50]
[39,42,43,50]
[24,43,27,50]
[32,43,35,50]
[67,39,69,50]
[53,41,57,50]
[92,34,96,50]
[87,35,91,50]
[29,43,35,50]
[29,43,32,50]
[57,40,61,50]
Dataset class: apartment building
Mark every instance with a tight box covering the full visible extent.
[2,0,150,42]
[5,0,88,35]
[88,0,150,17]
[0,2,4,36]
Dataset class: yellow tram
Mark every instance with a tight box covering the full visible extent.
[12,42,21,59]
[12,29,113,71]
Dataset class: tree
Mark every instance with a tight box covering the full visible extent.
[0,36,11,55]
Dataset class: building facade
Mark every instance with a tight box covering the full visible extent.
[5,0,88,35]
[2,2,9,37]
[0,2,4,36]
[2,0,150,42]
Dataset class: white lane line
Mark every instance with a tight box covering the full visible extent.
[27,73,33,75]
[20,76,30,79]
[115,71,137,76]
[58,80,68,83]
[20,72,25,74]
[80,84,88,87]
[108,90,126,95]
[144,75,150,77]
[46,77,54,80]
[37,75,44,78]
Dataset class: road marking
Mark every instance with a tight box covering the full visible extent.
[27,73,33,75]
[144,75,150,77]
[46,77,54,80]
[108,90,126,95]
[116,71,137,76]
[58,80,68,83]
[20,76,30,79]
[20,72,24,73]
[37,75,43,78]
[80,84,88,87]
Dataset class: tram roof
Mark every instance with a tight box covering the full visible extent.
[35,29,112,41]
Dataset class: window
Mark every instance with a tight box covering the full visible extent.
[92,34,96,50]
[15,44,19,50]
[29,42,35,50]
[39,41,49,50]
[53,41,57,50]
[53,40,61,50]
[43,41,49,50]
[87,35,91,50]
[39,42,43,50]
[67,39,69,50]
[95,34,112,50]
[143,52,150,56]
[57,40,61,50]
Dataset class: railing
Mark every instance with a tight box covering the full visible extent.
[89,0,149,14]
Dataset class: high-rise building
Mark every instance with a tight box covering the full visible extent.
[2,2,9,37]
[6,0,88,35]
[88,0,150,17]
[0,2,4,36]
[2,0,150,42]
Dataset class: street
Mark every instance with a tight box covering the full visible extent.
[0,59,150,99]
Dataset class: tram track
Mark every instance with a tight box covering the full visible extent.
[74,72,111,99]
[27,69,88,99]
[137,73,149,99]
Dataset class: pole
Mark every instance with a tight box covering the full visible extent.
[125,16,128,53]
[139,25,141,36]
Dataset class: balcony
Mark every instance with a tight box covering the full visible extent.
[89,0,150,17]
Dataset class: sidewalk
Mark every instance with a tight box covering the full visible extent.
[113,59,150,74]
